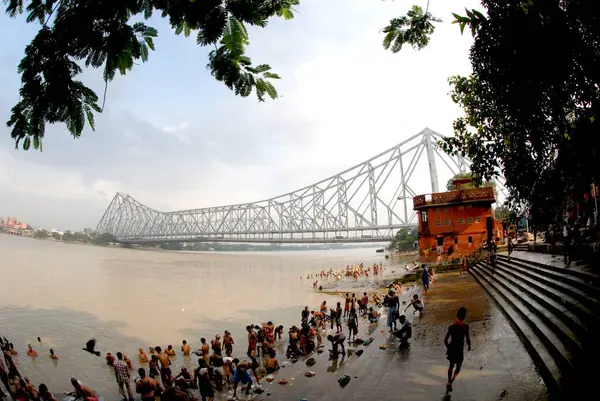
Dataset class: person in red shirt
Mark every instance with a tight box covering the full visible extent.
[444,307,472,393]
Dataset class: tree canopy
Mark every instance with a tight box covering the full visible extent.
[436,0,600,227]
[388,226,418,252]
[4,0,297,150]
[445,171,495,191]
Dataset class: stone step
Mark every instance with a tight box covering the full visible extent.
[490,260,587,339]
[491,259,599,312]
[476,262,583,361]
[499,253,600,288]
[497,254,600,299]
[469,265,563,396]
[493,259,595,327]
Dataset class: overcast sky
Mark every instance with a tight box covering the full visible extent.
[0,0,482,231]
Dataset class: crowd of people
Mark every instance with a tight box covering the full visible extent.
[0,263,475,400]
[305,262,386,286]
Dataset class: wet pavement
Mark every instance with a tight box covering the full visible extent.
[233,273,548,401]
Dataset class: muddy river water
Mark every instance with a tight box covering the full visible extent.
[0,235,412,396]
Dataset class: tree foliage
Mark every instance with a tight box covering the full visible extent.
[445,171,495,191]
[4,0,298,150]
[381,5,441,53]
[437,0,600,228]
[388,226,418,252]
[33,229,49,239]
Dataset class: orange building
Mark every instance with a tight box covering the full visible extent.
[413,180,501,261]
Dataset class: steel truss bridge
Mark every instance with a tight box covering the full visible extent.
[97,128,502,244]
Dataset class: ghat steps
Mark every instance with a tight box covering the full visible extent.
[470,253,600,400]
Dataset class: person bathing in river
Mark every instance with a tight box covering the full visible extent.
[69,378,98,401]
[138,348,148,363]
[223,331,234,357]
[155,346,173,387]
[38,383,57,401]
[274,325,284,340]
[148,355,160,380]
[200,338,210,365]
[211,335,222,356]
[114,352,134,401]
[135,368,158,401]
[246,326,257,358]
[49,349,57,360]
[165,345,176,356]
[232,362,252,399]
[121,354,132,369]
[264,349,280,373]
[209,352,224,392]
[26,344,37,358]
[106,352,115,366]
[301,306,309,324]
[181,340,190,356]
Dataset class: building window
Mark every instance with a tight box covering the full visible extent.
[435,207,441,212]
[459,218,465,224]
[421,211,428,222]
[435,220,441,226]
[444,219,451,226]
[466,204,472,209]
[468,236,473,243]
[437,237,444,246]
[443,207,449,212]
[458,205,464,210]
[454,238,458,244]
[475,216,481,223]
[467,217,474,224]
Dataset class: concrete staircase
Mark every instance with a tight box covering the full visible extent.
[470,253,600,400]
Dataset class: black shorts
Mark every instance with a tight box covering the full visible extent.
[447,348,464,365]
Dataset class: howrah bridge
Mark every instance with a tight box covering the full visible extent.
[96,128,506,244]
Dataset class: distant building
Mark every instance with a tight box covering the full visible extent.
[413,179,502,261]
[1,216,29,230]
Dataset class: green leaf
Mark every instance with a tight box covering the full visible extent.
[145,36,155,51]
[221,17,249,56]
[85,105,96,131]
[33,135,40,150]
[140,43,149,62]
[263,72,280,79]
[23,136,31,151]
[264,81,278,99]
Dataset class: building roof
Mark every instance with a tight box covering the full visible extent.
[413,186,495,210]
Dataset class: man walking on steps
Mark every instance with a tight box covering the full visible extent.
[444,306,471,393]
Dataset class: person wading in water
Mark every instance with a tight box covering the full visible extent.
[444,306,471,393]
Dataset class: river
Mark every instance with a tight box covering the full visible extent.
[0,234,411,397]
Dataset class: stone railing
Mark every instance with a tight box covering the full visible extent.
[413,186,495,208]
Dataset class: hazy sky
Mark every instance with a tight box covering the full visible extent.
[0,0,481,231]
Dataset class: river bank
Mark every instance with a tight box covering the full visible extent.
[246,272,548,401]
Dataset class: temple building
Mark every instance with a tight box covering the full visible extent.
[413,179,501,261]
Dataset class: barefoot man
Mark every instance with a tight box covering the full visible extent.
[444,306,471,393]
[155,347,172,387]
